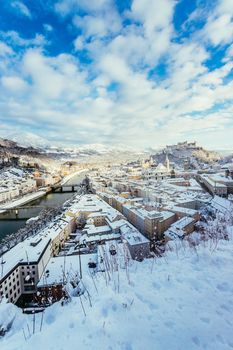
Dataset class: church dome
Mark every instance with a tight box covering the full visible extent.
[156,163,167,172]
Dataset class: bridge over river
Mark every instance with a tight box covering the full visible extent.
[0,171,87,240]
[0,206,45,220]
[51,183,85,193]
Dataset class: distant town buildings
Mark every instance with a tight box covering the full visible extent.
[0,166,62,205]
[166,141,199,152]
[197,173,233,196]
[0,194,150,304]
[0,168,37,204]
[1,140,233,308]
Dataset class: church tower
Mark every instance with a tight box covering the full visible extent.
[165,153,170,172]
[150,156,154,166]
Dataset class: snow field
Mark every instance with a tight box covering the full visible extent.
[1,234,233,350]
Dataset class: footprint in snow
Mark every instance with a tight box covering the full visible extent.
[112,304,117,311]
[102,307,108,317]
[164,320,175,328]
[216,283,230,292]
[152,282,161,290]
[69,322,74,329]
[121,341,133,350]
[192,336,200,346]
[46,314,55,325]
[200,317,210,324]
[216,334,225,344]
[220,304,230,312]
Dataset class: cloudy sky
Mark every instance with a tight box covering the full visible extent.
[0,0,233,149]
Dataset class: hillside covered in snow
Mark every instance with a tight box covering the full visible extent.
[0,137,51,165]
[1,226,233,350]
[152,141,221,170]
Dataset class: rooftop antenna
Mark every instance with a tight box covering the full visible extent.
[1,254,5,278]
[25,250,29,265]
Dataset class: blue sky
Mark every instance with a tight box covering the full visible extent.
[0,0,232,149]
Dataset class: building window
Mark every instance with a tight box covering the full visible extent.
[24,285,35,292]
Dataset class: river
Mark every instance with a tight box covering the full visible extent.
[0,172,86,242]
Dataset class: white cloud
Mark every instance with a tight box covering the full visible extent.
[0,1,233,149]
[11,1,32,18]
[0,42,15,73]
[0,31,46,47]
[201,0,233,46]
[204,14,233,46]
[224,44,233,61]
[43,24,53,32]
[74,36,84,51]
[1,76,28,93]
[1,38,232,148]
[130,0,174,36]
[73,12,121,39]
[0,41,14,56]
[55,0,111,16]
[21,49,89,102]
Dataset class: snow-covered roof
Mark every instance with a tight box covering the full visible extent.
[211,195,232,214]
[37,253,97,287]
[165,205,198,217]
[0,233,51,282]
[120,222,149,246]
[164,216,194,240]
[79,233,121,244]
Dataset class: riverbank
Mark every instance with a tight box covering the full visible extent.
[0,190,47,214]
[0,171,87,241]
[61,169,88,185]
[0,169,87,214]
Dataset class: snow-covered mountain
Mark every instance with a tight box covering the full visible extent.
[0,136,54,169]
[4,132,51,149]
[0,133,143,164]
[151,141,221,169]
[1,131,141,156]
[49,143,138,154]
[42,143,144,162]
[70,143,140,154]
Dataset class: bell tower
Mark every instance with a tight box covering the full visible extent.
[165,153,170,172]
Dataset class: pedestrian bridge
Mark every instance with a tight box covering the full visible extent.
[0,206,45,220]
[51,184,84,193]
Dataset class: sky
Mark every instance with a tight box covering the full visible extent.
[0,0,232,149]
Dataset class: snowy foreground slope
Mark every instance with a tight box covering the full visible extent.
[1,236,233,350]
